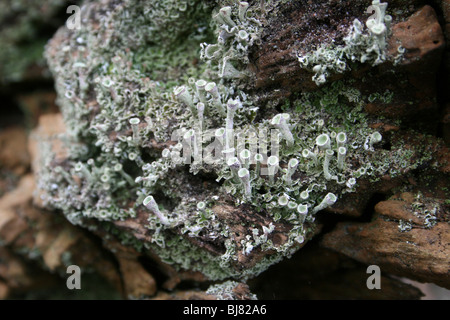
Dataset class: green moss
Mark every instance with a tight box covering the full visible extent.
[0,0,72,83]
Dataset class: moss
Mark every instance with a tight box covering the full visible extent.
[0,0,72,83]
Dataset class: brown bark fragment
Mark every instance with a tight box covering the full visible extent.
[321,215,450,289]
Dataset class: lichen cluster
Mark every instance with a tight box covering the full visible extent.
[40,0,425,281]
[297,0,400,85]
[395,192,440,232]
[206,280,257,300]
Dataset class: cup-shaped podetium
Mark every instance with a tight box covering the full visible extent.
[267,155,279,183]
[336,132,347,148]
[271,113,294,146]
[143,195,169,225]
[370,131,382,148]
[312,193,337,214]
[238,167,252,198]
[316,133,331,150]
[174,85,195,114]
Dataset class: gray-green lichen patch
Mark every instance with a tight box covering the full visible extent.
[297,0,402,86]
[40,0,437,282]
[206,280,257,300]
[401,192,442,231]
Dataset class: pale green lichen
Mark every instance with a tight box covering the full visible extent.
[298,0,395,86]
[39,0,429,282]
[206,280,257,300]
[398,219,413,232]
